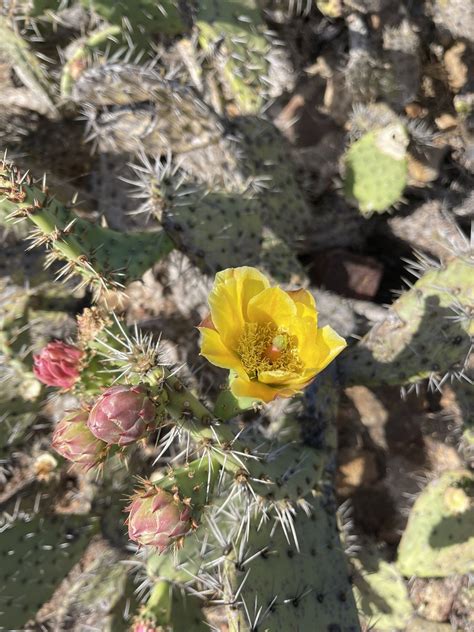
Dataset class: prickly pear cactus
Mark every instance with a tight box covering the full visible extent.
[397,470,474,577]
[80,0,187,38]
[224,494,360,631]
[0,159,174,296]
[352,543,414,631]
[196,0,271,113]
[339,255,474,389]
[343,124,409,214]
[0,511,98,629]
[1,3,473,629]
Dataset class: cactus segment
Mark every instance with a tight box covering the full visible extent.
[196,0,270,113]
[136,580,208,631]
[60,26,123,98]
[397,470,474,577]
[339,256,474,388]
[161,189,264,274]
[80,0,187,38]
[343,124,409,214]
[0,512,98,629]
[234,117,314,247]
[0,159,175,295]
[352,545,414,631]
[0,16,57,118]
[224,495,360,632]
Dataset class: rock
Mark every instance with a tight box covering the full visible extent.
[310,249,383,300]
[409,576,464,622]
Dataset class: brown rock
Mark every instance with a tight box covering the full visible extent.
[310,249,383,300]
[410,577,464,622]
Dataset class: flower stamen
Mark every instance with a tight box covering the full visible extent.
[237,323,303,379]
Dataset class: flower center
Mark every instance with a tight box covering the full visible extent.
[237,323,303,379]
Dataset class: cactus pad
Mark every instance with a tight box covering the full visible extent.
[196,0,270,113]
[0,512,98,629]
[343,124,409,214]
[80,0,186,38]
[0,160,175,295]
[352,544,414,631]
[224,496,360,631]
[397,470,474,577]
[339,256,474,388]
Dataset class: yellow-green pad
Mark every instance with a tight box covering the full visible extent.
[397,470,474,577]
[344,125,408,214]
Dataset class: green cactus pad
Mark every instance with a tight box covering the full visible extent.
[224,496,360,631]
[0,512,98,629]
[339,256,474,387]
[196,0,270,113]
[397,470,474,578]
[352,544,414,631]
[343,124,409,214]
[259,230,307,285]
[0,16,57,118]
[80,0,186,38]
[235,117,314,247]
[162,189,264,274]
[0,160,175,295]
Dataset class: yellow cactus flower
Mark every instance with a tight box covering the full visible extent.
[198,267,347,403]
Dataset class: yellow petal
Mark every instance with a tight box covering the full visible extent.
[286,288,316,310]
[313,325,347,371]
[258,369,304,386]
[259,369,315,389]
[247,286,297,328]
[230,376,296,403]
[209,267,269,348]
[287,288,318,328]
[199,327,242,372]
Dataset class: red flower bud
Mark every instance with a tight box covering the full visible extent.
[52,410,106,471]
[87,385,155,446]
[126,486,192,552]
[33,341,83,389]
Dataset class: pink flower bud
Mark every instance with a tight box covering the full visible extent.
[126,486,192,551]
[52,410,106,471]
[131,621,158,632]
[87,385,155,446]
[33,341,83,389]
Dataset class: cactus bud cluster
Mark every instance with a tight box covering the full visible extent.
[52,385,157,471]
